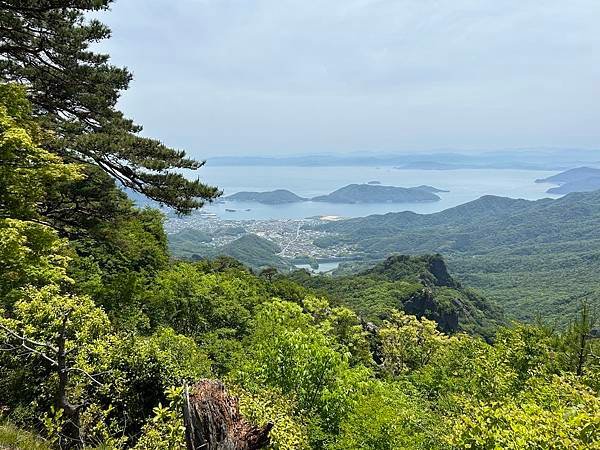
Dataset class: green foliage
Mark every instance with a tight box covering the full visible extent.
[0,219,72,307]
[238,300,347,412]
[317,303,372,367]
[7,285,109,346]
[84,328,211,435]
[133,387,186,450]
[145,262,267,336]
[0,83,83,221]
[448,375,600,449]
[233,299,373,445]
[0,83,81,307]
[235,387,311,450]
[0,285,109,410]
[379,312,450,377]
[330,381,444,450]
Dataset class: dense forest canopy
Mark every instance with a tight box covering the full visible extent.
[1,2,599,449]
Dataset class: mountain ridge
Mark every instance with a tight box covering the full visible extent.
[320,191,600,322]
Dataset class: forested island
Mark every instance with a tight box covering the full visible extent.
[225,189,308,204]
[312,184,441,203]
[1,2,599,450]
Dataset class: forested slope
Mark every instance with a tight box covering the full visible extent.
[322,192,600,321]
[288,254,502,339]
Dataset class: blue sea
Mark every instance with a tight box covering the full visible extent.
[186,165,560,220]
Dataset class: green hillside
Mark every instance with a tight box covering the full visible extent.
[174,233,291,270]
[288,254,503,339]
[322,192,600,322]
[168,228,213,257]
[218,234,291,269]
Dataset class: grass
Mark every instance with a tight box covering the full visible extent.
[0,422,50,450]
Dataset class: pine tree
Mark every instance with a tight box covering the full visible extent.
[0,0,220,213]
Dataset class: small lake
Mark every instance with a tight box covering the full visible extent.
[295,261,341,273]
[187,165,560,220]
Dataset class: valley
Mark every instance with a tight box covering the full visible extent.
[168,189,600,324]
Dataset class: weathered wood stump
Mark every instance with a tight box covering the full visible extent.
[183,380,273,450]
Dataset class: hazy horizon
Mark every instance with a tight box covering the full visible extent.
[99,0,600,158]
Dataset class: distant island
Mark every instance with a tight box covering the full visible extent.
[535,167,600,194]
[225,189,308,204]
[367,180,381,185]
[225,184,446,205]
[311,184,441,203]
[394,161,465,170]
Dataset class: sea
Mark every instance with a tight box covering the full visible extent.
[183,166,561,221]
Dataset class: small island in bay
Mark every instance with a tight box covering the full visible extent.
[225,189,308,204]
[535,167,600,194]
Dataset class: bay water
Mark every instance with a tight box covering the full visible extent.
[191,165,560,220]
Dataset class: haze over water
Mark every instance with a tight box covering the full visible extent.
[194,166,560,220]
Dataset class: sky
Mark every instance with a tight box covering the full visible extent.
[98,0,600,157]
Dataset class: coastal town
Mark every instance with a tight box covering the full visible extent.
[164,210,356,261]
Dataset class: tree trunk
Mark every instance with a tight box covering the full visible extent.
[183,380,272,450]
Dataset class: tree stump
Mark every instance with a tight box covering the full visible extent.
[183,380,273,450]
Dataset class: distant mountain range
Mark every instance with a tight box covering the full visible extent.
[536,167,600,194]
[207,149,600,170]
[225,184,447,205]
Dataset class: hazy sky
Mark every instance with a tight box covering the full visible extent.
[99,0,600,157]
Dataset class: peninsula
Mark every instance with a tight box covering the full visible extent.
[535,167,600,194]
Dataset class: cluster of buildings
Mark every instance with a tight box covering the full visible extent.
[165,212,355,260]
